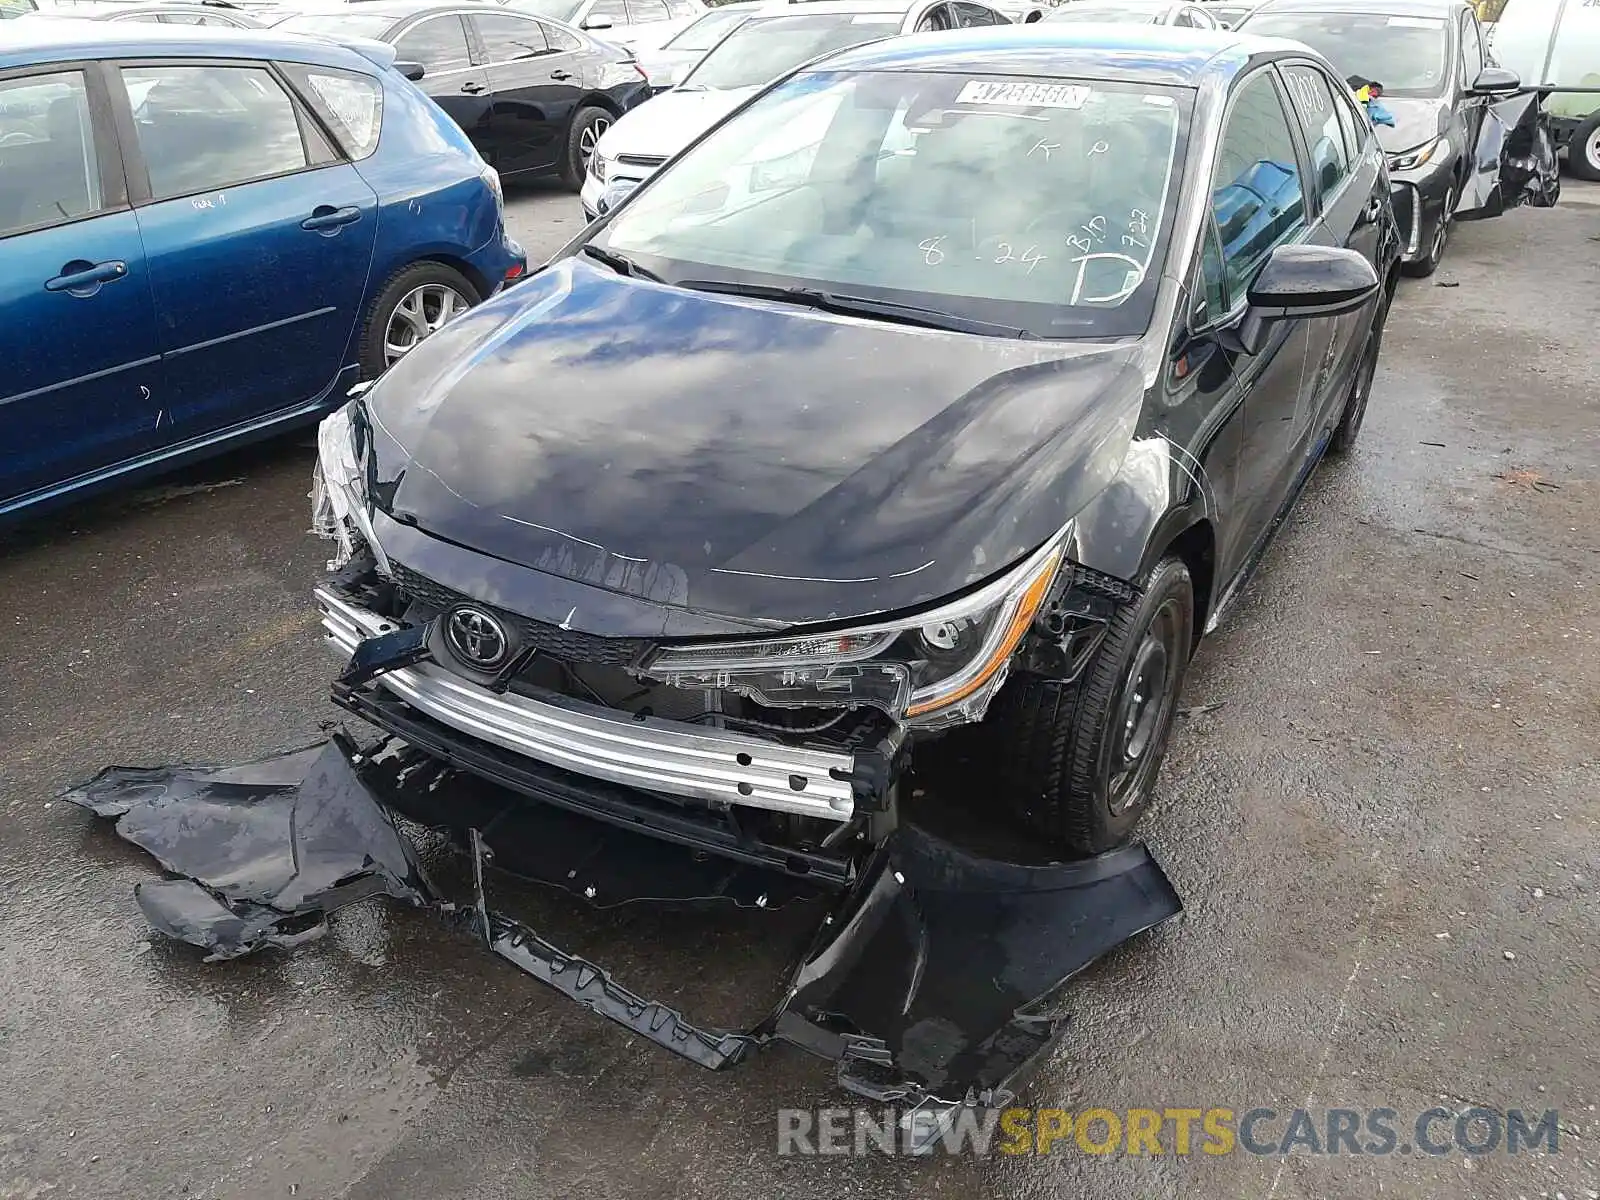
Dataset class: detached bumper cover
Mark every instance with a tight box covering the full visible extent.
[64,737,1181,1120]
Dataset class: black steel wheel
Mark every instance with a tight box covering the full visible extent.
[989,556,1194,854]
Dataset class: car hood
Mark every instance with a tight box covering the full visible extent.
[595,85,754,161]
[1375,96,1450,157]
[359,257,1146,629]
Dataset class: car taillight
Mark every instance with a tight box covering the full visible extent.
[633,61,649,83]
[482,165,504,212]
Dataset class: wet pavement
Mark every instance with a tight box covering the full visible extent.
[1,181,1597,1200]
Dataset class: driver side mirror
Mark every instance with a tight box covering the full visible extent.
[1469,65,1521,96]
[395,60,426,81]
[1226,243,1379,356]
[581,14,614,29]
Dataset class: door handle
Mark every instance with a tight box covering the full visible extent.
[301,205,362,232]
[1362,195,1382,222]
[45,259,127,294]
[461,80,487,94]
[549,69,573,80]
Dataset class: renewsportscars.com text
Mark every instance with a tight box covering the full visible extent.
[776,1105,1563,1158]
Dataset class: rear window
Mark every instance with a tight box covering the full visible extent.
[275,11,397,39]
[1240,11,1452,97]
[681,13,902,91]
[282,63,384,160]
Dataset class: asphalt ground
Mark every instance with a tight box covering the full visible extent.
[1,179,1596,1200]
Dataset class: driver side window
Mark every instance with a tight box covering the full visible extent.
[1211,71,1307,299]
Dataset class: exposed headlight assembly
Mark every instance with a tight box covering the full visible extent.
[646,531,1070,727]
[1388,135,1448,172]
[310,394,390,576]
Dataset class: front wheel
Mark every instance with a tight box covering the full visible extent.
[561,107,612,192]
[989,556,1194,854]
[1402,182,1455,278]
[1569,112,1600,182]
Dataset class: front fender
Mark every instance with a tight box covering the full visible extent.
[1067,433,1216,591]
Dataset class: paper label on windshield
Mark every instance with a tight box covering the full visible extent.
[955,81,1091,109]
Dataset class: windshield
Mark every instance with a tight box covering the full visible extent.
[1045,4,1164,21]
[680,13,901,91]
[665,5,753,50]
[1241,11,1452,97]
[594,70,1190,338]
[275,11,397,38]
[503,0,583,20]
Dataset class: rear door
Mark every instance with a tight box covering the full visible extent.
[471,11,581,177]
[0,63,160,508]
[115,58,379,435]
[395,14,494,157]
[1278,61,1382,449]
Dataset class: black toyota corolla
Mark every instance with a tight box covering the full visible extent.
[312,25,1401,869]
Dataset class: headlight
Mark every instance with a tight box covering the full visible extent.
[645,532,1069,725]
[310,397,390,575]
[1388,135,1447,172]
[589,152,608,183]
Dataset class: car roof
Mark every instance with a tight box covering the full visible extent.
[0,18,390,68]
[276,0,464,17]
[1246,0,1465,15]
[816,23,1301,85]
[748,0,911,14]
[1052,0,1177,10]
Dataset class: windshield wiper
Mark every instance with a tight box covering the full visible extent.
[676,280,1037,339]
[579,243,663,282]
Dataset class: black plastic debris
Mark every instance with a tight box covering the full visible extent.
[63,739,432,960]
[772,825,1181,1108]
[62,735,1181,1122]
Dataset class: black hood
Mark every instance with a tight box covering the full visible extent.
[360,257,1144,628]
[1375,96,1450,157]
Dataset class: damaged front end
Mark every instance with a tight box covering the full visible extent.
[309,392,1133,875]
[282,382,1182,1124]
[65,736,1180,1139]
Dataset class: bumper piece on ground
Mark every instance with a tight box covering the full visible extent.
[61,738,431,960]
[64,737,1181,1121]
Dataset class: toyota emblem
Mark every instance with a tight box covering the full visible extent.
[445,606,509,669]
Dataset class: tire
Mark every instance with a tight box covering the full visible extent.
[356,261,480,380]
[1327,284,1391,456]
[561,106,613,192]
[1401,181,1454,278]
[1569,112,1600,182]
[989,556,1194,854]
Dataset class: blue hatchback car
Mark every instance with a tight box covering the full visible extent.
[0,22,525,520]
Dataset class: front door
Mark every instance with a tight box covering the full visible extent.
[1207,67,1321,579]
[116,60,379,435]
[0,64,160,509]
[472,12,585,177]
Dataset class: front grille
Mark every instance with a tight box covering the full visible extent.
[390,562,651,667]
[616,153,667,168]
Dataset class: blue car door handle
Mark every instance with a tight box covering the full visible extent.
[301,205,363,232]
[45,259,127,294]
